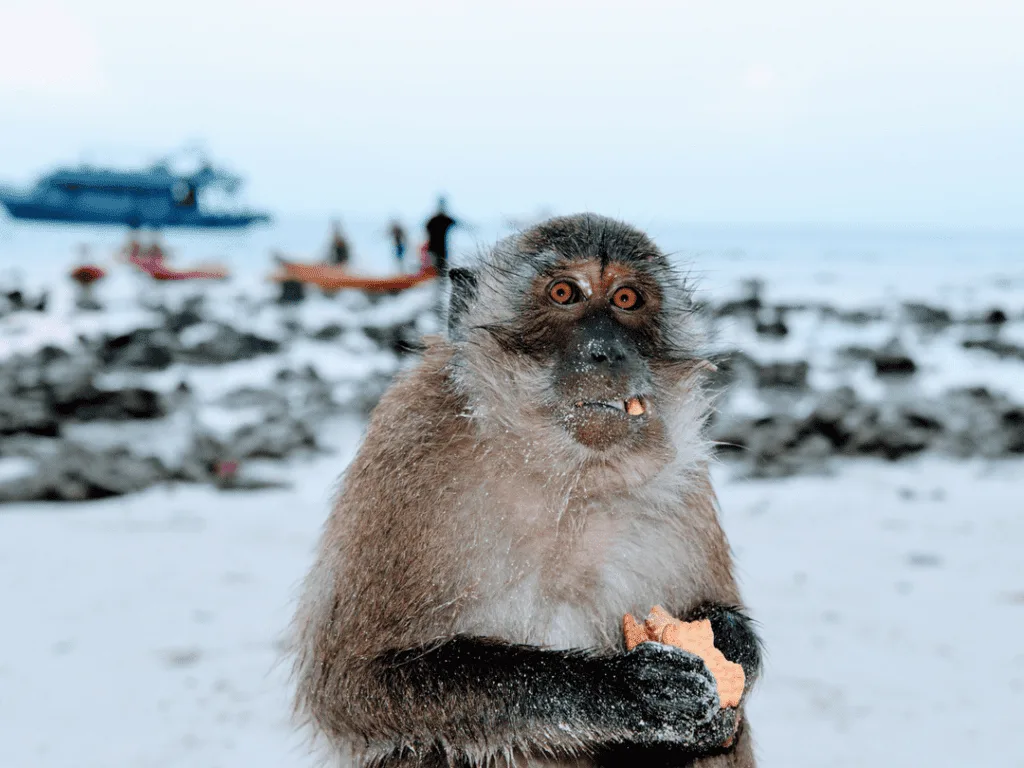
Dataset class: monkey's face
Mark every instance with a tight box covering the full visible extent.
[518,260,664,451]
[450,215,708,470]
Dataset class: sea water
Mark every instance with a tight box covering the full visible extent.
[3,215,1022,303]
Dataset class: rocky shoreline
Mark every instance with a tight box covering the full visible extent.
[2,280,1023,501]
[709,383,1024,478]
[705,282,1024,476]
[0,291,432,502]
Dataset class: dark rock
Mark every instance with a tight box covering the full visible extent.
[837,345,878,362]
[873,339,917,376]
[962,338,1024,360]
[36,345,70,365]
[59,444,167,498]
[714,281,764,319]
[935,387,1021,458]
[229,416,317,460]
[712,367,1024,474]
[163,297,205,334]
[706,350,755,389]
[1002,408,1024,453]
[53,387,164,421]
[176,433,228,483]
[849,420,931,460]
[711,412,834,477]
[100,329,175,370]
[903,302,952,328]
[3,289,47,313]
[178,324,279,365]
[838,340,918,376]
[803,386,863,449]
[984,308,1009,326]
[821,307,884,325]
[218,386,287,411]
[755,308,788,338]
[775,302,814,313]
[363,322,422,356]
[0,456,49,503]
[754,360,809,389]
[312,323,344,341]
[0,394,59,437]
[0,440,168,501]
[874,355,917,376]
[715,297,761,319]
[275,365,323,384]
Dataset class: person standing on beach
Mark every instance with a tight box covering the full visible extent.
[424,197,457,274]
[388,221,407,270]
[328,220,351,267]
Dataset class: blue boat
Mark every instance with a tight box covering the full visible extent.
[0,158,271,229]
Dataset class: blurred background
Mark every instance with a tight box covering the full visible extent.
[1,1,1022,766]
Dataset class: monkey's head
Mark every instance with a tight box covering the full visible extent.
[447,214,711,478]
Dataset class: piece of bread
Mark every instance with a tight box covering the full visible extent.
[622,605,746,709]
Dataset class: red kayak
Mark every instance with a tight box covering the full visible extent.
[128,253,229,281]
[270,262,439,293]
[69,264,106,284]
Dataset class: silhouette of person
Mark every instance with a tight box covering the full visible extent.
[389,221,407,268]
[144,239,166,263]
[425,197,457,274]
[329,220,350,266]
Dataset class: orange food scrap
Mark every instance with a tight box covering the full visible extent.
[622,613,648,650]
[623,605,746,710]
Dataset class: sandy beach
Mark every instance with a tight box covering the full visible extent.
[2,451,1021,767]
[2,226,1023,767]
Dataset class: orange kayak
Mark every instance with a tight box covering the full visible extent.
[270,262,439,293]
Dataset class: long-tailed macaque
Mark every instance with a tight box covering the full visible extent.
[293,214,761,768]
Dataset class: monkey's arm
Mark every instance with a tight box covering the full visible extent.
[309,635,724,761]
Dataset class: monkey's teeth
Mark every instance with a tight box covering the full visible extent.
[625,397,646,416]
[573,399,644,415]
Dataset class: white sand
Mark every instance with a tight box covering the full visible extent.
[2,430,1021,767]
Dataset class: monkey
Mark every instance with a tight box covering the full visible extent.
[292,214,762,768]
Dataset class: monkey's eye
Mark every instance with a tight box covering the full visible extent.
[548,280,582,305]
[612,286,642,310]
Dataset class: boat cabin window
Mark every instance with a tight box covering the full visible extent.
[172,181,197,208]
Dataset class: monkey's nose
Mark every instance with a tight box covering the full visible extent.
[587,339,627,366]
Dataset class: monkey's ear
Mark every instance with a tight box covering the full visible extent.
[447,267,479,336]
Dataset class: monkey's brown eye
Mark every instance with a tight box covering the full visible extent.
[549,280,581,305]
[612,287,642,310]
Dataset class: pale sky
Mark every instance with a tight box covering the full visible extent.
[1,0,1022,228]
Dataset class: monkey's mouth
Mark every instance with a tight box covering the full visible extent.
[573,396,647,417]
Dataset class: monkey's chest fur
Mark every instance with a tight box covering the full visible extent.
[453,475,708,651]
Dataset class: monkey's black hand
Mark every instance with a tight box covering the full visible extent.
[680,603,762,688]
[595,708,743,768]
[606,642,720,743]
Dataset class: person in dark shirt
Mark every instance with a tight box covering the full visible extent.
[425,197,457,274]
[329,220,350,266]
[388,221,407,269]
